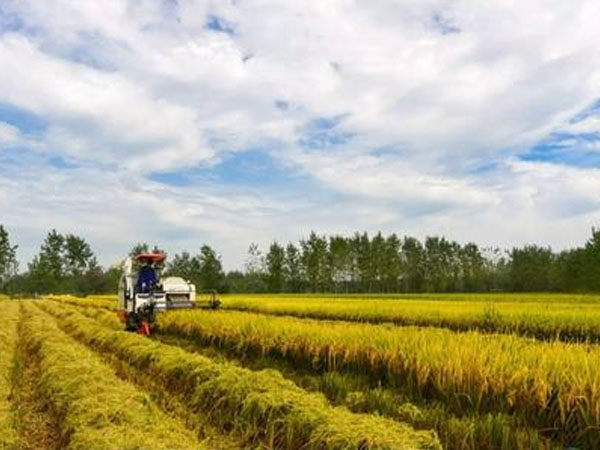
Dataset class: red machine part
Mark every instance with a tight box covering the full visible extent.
[138,320,151,336]
[135,252,166,263]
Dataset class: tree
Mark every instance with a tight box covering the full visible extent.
[460,243,485,292]
[329,236,351,293]
[166,251,200,285]
[284,243,303,292]
[245,243,267,292]
[0,225,18,291]
[129,242,149,256]
[197,245,224,291]
[28,229,65,293]
[350,232,373,292]
[300,232,330,292]
[583,227,600,291]
[63,234,95,276]
[266,242,285,293]
[401,237,424,292]
[381,234,402,292]
[423,236,455,292]
[509,245,555,291]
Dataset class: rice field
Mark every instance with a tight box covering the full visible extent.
[3,293,600,449]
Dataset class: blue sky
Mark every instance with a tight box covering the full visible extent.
[1,0,600,269]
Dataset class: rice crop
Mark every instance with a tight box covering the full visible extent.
[38,300,441,450]
[217,294,600,342]
[47,294,117,310]
[0,301,19,449]
[20,301,203,450]
[155,308,600,449]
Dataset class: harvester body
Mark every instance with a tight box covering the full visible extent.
[118,252,200,335]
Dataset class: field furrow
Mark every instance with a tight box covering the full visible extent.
[154,308,600,449]
[38,300,441,450]
[19,301,204,450]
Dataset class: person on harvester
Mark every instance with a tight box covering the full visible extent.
[137,259,157,293]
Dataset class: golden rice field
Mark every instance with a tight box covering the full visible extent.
[2,293,600,449]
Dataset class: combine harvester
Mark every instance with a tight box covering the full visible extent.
[118,252,220,335]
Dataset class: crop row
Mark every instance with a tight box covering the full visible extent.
[219,295,600,342]
[39,300,441,450]
[220,293,600,303]
[0,301,19,448]
[55,300,557,450]
[20,302,203,450]
[155,308,600,449]
[53,293,600,343]
[47,294,117,310]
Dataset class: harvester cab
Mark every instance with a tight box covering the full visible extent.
[118,252,220,336]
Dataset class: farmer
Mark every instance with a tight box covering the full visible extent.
[136,258,157,293]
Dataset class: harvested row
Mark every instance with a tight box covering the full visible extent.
[157,334,556,450]
[47,294,117,310]
[46,301,243,449]
[39,301,441,450]
[0,301,19,449]
[220,295,600,342]
[20,302,204,450]
[56,301,554,450]
[155,309,600,449]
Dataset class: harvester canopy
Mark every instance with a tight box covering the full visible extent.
[135,252,166,263]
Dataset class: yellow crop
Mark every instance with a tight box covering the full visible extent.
[0,301,19,448]
[40,300,441,450]
[21,302,203,449]
[219,293,600,341]
[157,307,600,449]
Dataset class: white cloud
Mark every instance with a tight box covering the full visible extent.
[0,0,600,268]
[0,122,20,145]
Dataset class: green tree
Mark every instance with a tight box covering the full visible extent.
[460,243,485,292]
[198,245,225,291]
[64,234,95,276]
[266,242,285,293]
[300,232,330,292]
[284,243,303,292]
[401,237,424,292]
[166,251,201,285]
[351,232,373,292]
[129,242,149,257]
[0,225,18,291]
[381,234,402,292]
[329,236,351,293]
[509,245,555,291]
[245,243,267,292]
[28,229,65,293]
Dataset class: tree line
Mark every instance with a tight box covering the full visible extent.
[1,224,600,295]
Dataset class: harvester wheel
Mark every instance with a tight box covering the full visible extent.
[125,312,139,332]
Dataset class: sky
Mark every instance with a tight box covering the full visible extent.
[1,0,600,270]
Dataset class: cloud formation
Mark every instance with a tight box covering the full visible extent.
[0,0,600,268]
